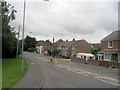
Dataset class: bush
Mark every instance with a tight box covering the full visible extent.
[109,60,118,68]
[28,48,35,52]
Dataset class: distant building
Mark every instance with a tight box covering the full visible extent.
[98,30,120,63]
[91,43,100,50]
[36,40,51,55]
[58,38,91,57]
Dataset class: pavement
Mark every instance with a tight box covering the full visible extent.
[11,53,44,88]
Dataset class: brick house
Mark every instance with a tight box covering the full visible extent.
[58,39,91,57]
[36,40,51,55]
[98,30,120,65]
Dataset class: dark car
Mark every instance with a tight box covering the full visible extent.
[64,55,70,59]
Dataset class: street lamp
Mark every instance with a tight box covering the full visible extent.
[21,0,49,73]
[22,0,26,73]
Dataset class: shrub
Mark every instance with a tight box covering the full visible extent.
[28,48,35,52]
[109,60,118,68]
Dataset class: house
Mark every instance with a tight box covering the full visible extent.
[54,40,65,50]
[91,43,100,50]
[58,38,91,57]
[98,30,120,64]
[36,40,51,55]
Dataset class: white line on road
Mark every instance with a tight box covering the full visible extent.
[55,64,118,86]
[97,78,118,86]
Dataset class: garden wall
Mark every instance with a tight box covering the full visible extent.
[71,57,99,66]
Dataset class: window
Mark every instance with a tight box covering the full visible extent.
[108,41,113,48]
[72,46,75,50]
[112,54,118,61]
[61,46,65,49]
[104,54,111,61]
[84,56,86,59]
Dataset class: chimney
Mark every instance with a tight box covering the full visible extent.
[66,40,68,42]
[73,38,75,41]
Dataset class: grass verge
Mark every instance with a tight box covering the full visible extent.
[2,56,28,89]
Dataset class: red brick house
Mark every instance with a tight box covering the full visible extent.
[98,30,120,67]
[58,38,91,57]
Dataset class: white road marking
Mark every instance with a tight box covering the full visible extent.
[26,53,118,87]
[97,78,118,86]
[55,64,118,86]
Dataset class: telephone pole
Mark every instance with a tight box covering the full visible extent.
[16,25,20,64]
[53,37,54,57]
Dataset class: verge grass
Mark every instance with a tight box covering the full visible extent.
[2,57,28,88]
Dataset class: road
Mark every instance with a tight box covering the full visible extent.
[23,52,118,88]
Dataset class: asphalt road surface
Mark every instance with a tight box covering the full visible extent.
[23,52,118,88]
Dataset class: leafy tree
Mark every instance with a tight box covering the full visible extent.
[46,39,50,43]
[24,35,37,51]
[48,49,59,56]
[58,39,63,42]
[91,47,101,60]
[46,39,51,45]
[2,1,17,58]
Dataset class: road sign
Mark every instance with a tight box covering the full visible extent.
[51,49,53,53]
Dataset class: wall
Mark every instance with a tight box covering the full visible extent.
[71,57,99,66]
[101,40,120,50]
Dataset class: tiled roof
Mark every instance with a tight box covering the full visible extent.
[101,30,120,41]
[58,39,87,47]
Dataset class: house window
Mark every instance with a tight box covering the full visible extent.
[104,54,111,61]
[108,41,113,48]
[72,46,75,50]
[61,46,65,49]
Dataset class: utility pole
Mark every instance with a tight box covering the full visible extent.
[53,37,54,57]
[22,0,26,73]
[16,25,20,64]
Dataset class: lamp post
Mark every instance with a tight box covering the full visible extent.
[53,37,54,58]
[21,0,49,73]
[22,0,26,73]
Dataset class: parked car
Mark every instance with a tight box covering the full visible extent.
[64,55,70,59]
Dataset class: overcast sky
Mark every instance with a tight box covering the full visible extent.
[7,0,118,43]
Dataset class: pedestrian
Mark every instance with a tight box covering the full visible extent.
[85,57,88,64]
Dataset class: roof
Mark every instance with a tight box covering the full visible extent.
[77,53,94,57]
[101,30,120,41]
[58,39,89,48]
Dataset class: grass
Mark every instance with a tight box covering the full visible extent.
[2,56,28,89]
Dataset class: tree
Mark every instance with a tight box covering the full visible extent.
[46,39,51,45]
[58,39,63,42]
[48,49,59,56]
[2,1,17,58]
[24,35,37,51]
[91,47,101,60]
[46,39,50,43]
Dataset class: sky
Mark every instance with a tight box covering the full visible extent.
[7,0,119,43]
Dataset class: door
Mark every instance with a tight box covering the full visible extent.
[112,54,118,62]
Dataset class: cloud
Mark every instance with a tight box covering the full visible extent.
[8,0,118,43]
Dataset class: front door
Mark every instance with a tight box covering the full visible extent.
[112,54,118,62]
